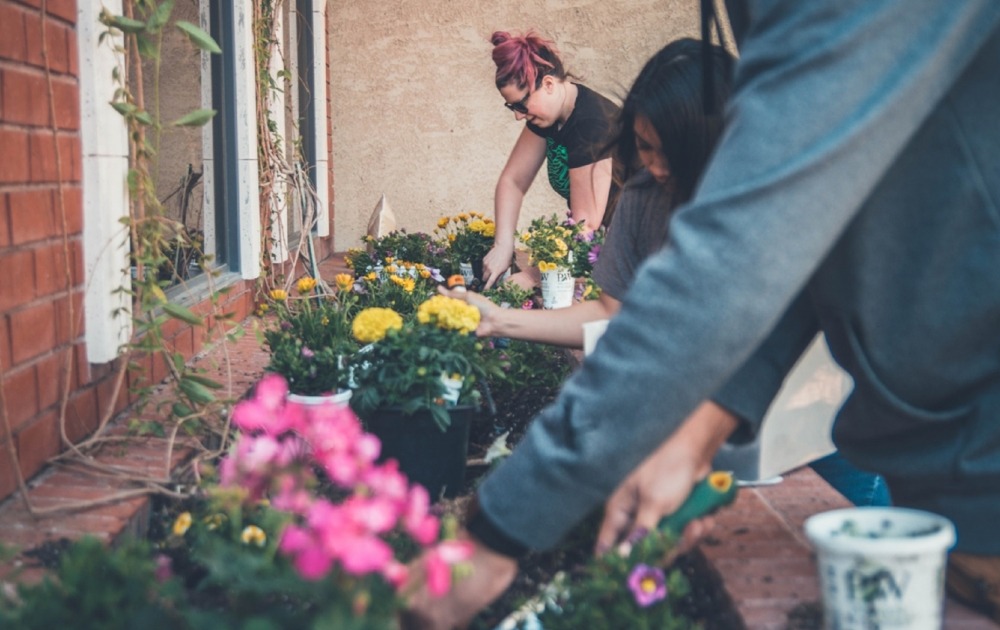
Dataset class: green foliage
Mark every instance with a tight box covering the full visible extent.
[485,339,574,401]
[263,289,358,396]
[434,212,496,271]
[351,261,441,318]
[534,529,695,630]
[350,323,485,431]
[0,537,186,629]
[348,230,448,272]
[518,214,605,278]
[481,282,535,310]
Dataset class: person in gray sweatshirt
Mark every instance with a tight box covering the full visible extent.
[403,1,1000,626]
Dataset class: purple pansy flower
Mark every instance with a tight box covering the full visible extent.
[627,563,667,607]
[587,244,602,265]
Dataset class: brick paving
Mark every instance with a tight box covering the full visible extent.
[0,252,997,628]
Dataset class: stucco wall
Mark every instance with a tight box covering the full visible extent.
[327,0,701,251]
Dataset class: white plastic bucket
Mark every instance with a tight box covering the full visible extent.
[804,507,956,630]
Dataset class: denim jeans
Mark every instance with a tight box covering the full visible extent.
[809,451,891,507]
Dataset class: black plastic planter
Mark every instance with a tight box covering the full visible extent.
[362,405,477,501]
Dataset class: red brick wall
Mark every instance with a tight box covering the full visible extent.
[0,0,257,504]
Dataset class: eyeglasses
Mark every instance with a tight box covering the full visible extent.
[504,91,532,114]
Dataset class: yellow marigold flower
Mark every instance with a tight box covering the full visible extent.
[447,234,456,242]
[390,275,405,287]
[241,525,267,547]
[457,212,470,221]
[365,271,378,282]
[269,289,288,302]
[437,217,450,228]
[402,277,416,293]
[173,511,193,536]
[385,264,398,274]
[419,269,431,279]
[353,307,403,343]
[296,276,317,294]
[416,295,480,334]
[384,256,394,264]
[335,273,354,292]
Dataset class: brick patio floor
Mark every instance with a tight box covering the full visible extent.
[0,253,996,628]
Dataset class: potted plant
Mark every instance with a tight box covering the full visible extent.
[347,295,485,499]
[519,214,604,309]
[262,276,356,406]
[435,212,498,288]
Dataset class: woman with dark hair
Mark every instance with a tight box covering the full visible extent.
[446,38,732,347]
[448,38,889,507]
[481,30,619,290]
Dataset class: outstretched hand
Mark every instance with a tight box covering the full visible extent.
[481,244,514,290]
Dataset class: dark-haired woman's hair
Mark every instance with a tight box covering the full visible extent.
[491,30,570,92]
[614,38,735,204]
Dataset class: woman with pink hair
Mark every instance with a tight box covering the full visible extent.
[481,30,619,290]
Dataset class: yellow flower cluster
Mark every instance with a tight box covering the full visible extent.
[416,295,480,334]
[389,274,417,292]
[352,307,404,343]
[519,216,576,266]
[468,218,496,237]
[296,276,317,294]
[538,261,559,272]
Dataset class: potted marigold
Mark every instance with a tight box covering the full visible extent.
[347,295,485,499]
[520,214,604,309]
[435,211,499,288]
[262,276,356,405]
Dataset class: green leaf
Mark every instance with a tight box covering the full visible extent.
[170,108,217,127]
[110,101,137,116]
[136,32,158,58]
[134,110,155,126]
[175,20,222,54]
[172,402,194,419]
[147,0,174,31]
[184,374,223,390]
[179,377,216,404]
[104,14,147,33]
[162,302,203,325]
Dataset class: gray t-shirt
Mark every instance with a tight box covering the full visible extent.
[592,170,675,300]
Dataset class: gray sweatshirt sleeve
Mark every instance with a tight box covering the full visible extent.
[476,0,1000,551]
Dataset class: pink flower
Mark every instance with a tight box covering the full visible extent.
[627,563,667,607]
[233,375,305,435]
[382,560,409,590]
[404,486,440,545]
[280,526,333,580]
[521,299,534,310]
[339,533,394,575]
[425,540,474,597]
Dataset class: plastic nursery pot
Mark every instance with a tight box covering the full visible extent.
[540,267,574,309]
[286,389,353,407]
[361,405,477,501]
[804,506,956,630]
